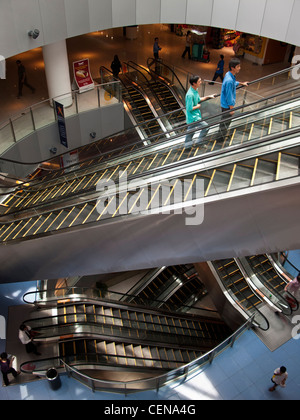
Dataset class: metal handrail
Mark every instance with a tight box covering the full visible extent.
[59,315,254,394]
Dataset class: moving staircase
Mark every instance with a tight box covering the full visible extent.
[2,76,300,222]
[209,254,298,331]
[19,291,231,376]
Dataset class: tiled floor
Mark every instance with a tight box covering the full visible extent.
[0,24,299,401]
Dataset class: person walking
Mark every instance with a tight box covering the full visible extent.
[0,352,20,386]
[182,31,192,59]
[209,54,225,84]
[153,37,162,60]
[110,55,122,78]
[218,58,248,141]
[269,366,288,392]
[16,60,35,99]
[185,75,215,148]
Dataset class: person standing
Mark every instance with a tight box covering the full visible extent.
[285,273,300,301]
[153,37,162,60]
[218,58,248,141]
[182,31,192,59]
[185,75,215,147]
[269,366,288,392]
[110,55,122,79]
[19,323,41,355]
[209,54,225,84]
[16,60,35,99]
[0,352,20,386]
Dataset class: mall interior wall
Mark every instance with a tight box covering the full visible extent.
[0,0,300,60]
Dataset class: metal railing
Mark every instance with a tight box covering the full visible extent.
[0,80,122,156]
[59,315,254,395]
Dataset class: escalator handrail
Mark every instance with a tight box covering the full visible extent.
[1,73,300,172]
[22,286,219,316]
[212,260,270,331]
[146,57,186,95]
[128,60,185,109]
[2,123,300,223]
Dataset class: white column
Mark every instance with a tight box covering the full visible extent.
[42,39,72,107]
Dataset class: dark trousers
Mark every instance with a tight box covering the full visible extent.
[25,341,39,355]
[18,77,34,97]
[218,107,233,141]
[210,72,224,84]
[182,46,191,59]
[2,368,18,386]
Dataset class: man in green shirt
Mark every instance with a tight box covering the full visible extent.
[185,75,215,148]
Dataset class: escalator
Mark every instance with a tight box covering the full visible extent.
[125,61,186,129]
[127,264,207,311]
[1,85,300,222]
[1,136,298,243]
[0,76,300,281]
[19,290,231,376]
[100,66,167,141]
[209,253,298,330]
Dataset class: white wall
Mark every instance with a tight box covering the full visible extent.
[0,0,299,59]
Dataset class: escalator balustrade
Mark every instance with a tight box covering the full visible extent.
[0,143,299,243]
[1,95,300,222]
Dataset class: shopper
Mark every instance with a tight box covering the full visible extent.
[153,37,162,60]
[0,352,20,386]
[110,55,122,78]
[218,58,248,141]
[284,273,300,300]
[19,323,41,355]
[182,31,192,59]
[16,60,35,99]
[209,54,225,84]
[269,366,288,392]
[185,75,215,147]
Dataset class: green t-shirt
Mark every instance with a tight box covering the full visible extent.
[185,86,202,124]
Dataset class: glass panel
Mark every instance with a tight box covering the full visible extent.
[76,88,99,113]
[0,121,15,154]
[10,109,34,141]
[31,100,56,129]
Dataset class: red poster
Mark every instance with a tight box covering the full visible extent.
[73,59,94,92]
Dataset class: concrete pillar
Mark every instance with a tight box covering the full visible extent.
[42,39,72,107]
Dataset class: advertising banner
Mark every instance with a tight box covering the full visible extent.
[54,100,68,148]
[73,59,94,93]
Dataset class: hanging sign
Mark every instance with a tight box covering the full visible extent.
[73,59,94,93]
[54,100,68,148]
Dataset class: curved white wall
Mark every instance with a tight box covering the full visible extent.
[0,0,299,59]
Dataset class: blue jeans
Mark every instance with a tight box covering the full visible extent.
[185,120,209,146]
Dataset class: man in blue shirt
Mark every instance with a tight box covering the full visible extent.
[218,58,248,141]
[185,75,215,147]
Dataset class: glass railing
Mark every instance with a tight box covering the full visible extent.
[0,62,297,163]
[1,79,300,199]
[0,80,122,156]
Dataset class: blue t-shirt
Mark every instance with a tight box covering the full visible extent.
[185,86,202,124]
[220,71,239,109]
[216,59,224,74]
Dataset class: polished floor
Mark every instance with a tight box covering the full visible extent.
[0,24,299,401]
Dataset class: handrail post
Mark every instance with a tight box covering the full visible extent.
[30,107,36,131]
[9,118,17,143]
